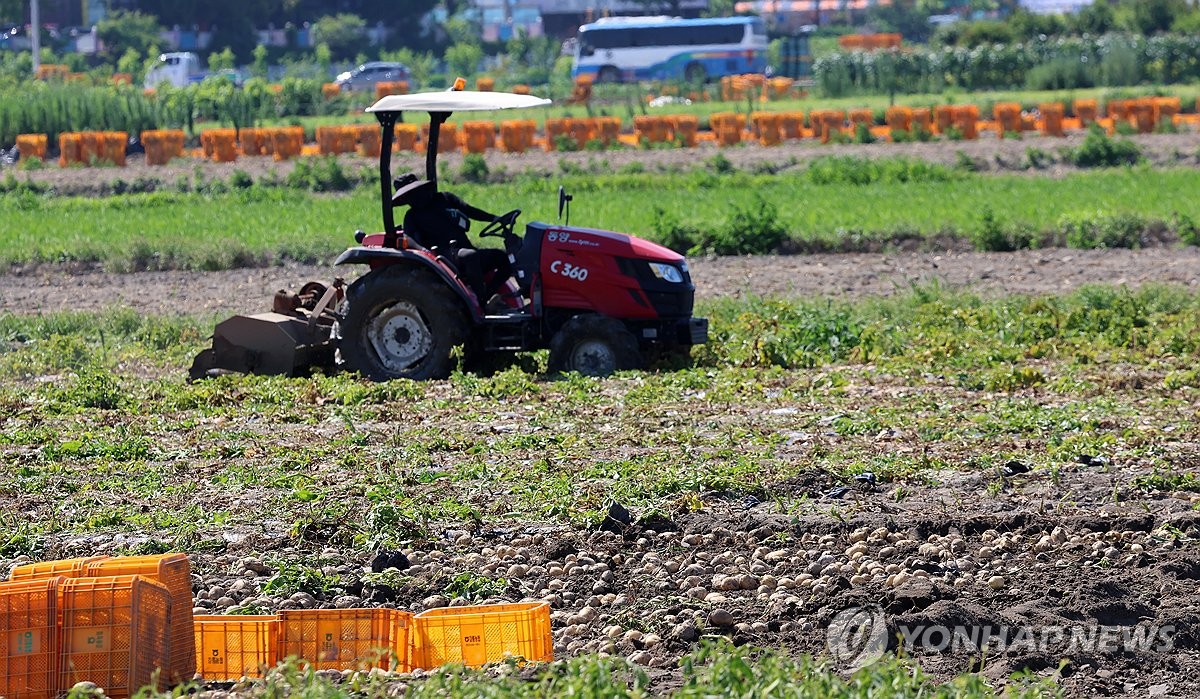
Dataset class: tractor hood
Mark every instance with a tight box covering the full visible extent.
[550,225,684,264]
[367,90,551,113]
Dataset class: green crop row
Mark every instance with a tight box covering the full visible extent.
[0,77,349,147]
[2,163,1199,270]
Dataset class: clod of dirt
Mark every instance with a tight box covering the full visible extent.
[670,621,700,643]
[708,609,735,628]
[889,578,944,613]
[599,501,633,534]
[371,550,411,573]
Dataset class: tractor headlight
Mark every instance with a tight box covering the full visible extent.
[648,262,683,283]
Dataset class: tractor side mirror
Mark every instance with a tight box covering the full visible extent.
[558,185,573,226]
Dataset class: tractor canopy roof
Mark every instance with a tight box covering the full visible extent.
[367,90,551,114]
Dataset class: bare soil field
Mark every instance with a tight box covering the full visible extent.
[5,247,1200,317]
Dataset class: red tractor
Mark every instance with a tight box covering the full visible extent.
[191,89,707,380]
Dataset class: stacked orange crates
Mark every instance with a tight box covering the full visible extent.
[634,116,671,145]
[56,132,127,166]
[912,107,932,135]
[933,105,955,134]
[666,115,697,147]
[0,578,60,699]
[462,121,497,153]
[848,108,873,128]
[1153,96,1181,125]
[83,555,195,685]
[278,609,412,672]
[238,128,269,156]
[374,81,409,101]
[59,576,171,698]
[1130,99,1155,133]
[809,110,846,143]
[780,112,805,140]
[420,123,458,153]
[750,112,782,145]
[569,76,592,105]
[709,112,744,145]
[767,77,794,100]
[499,120,536,152]
[838,33,902,51]
[270,127,305,161]
[992,102,1022,136]
[597,117,622,147]
[543,118,568,150]
[141,130,186,165]
[412,602,551,669]
[954,104,980,139]
[885,106,912,134]
[200,129,239,162]
[567,119,594,149]
[394,123,420,152]
[15,134,48,161]
[1039,102,1065,137]
[193,616,279,680]
[1074,99,1098,125]
[354,124,382,157]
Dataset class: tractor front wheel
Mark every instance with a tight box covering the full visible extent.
[548,314,642,377]
[338,267,468,381]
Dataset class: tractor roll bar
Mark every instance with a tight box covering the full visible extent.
[376,110,398,246]
[375,109,451,249]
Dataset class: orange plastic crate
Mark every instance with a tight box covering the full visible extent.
[413,602,552,670]
[1,577,62,699]
[278,609,411,672]
[59,576,171,698]
[193,615,279,680]
[9,556,109,581]
[84,554,195,685]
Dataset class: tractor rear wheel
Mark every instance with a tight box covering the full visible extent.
[548,314,642,377]
[338,267,468,381]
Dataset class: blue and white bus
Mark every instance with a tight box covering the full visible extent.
[571,16,768,84]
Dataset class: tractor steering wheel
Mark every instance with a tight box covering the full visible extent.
[479,209,521,238]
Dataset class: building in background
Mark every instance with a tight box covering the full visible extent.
[474,0,546,41]
[555,0,709,37]
[731,0,894,30]
[1019,0,1094,13]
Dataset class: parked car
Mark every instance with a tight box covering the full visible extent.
[335,62,411,91]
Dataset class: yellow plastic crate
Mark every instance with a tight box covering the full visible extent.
[193,615,279,680]
[278,609,411,672]
[0,577,62,699]
[8,556,109,581]
[413,602,552,669]
[84,554,196,685]
[59,575,171,699]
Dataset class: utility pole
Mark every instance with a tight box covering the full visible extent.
[30,0,40,76]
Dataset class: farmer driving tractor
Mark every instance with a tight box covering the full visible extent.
[393,172,515,310]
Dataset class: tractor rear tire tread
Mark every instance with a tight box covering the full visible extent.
[338,266,469,381]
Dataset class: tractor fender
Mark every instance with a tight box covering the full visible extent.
[334,246,483,322]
